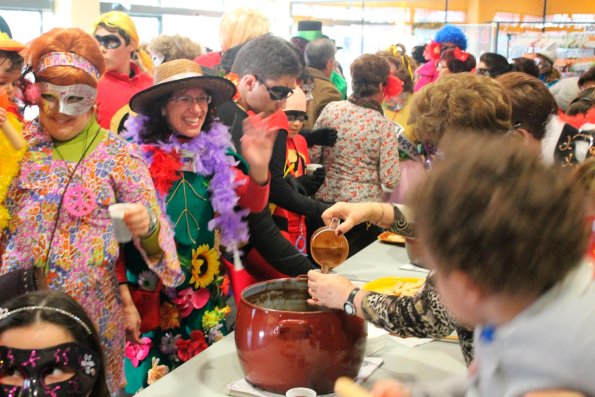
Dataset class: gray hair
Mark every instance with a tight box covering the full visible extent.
[305,38,336,70]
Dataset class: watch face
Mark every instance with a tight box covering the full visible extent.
[344,302,355,316]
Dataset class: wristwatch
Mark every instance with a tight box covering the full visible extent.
[343,287,360,316]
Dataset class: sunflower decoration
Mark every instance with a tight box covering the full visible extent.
[189,244,220,289]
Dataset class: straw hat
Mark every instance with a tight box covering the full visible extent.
[130,59,236,114]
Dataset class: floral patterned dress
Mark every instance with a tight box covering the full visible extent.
[311,100,401,203]
[123,123,269,393]
[0,119,183,392]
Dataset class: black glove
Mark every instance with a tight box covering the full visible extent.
[300,127,338,147]
[285,175,308,196]
[296,167,326,196]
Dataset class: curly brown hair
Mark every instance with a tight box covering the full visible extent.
[148,34,204,63]
[23,28,106,88]
[410,134,588,296]
[410,72,511,144]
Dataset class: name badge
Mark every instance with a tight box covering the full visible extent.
[179,149,196,172]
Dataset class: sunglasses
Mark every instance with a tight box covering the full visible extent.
[256,77,294,101]
[285,111,308,122]
[94,34,122,49]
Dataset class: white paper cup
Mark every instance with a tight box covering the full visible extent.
[108,203,133,243]
[286,387,317,397]
[306,163,323,175]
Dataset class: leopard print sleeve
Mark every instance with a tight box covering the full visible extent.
[361,274,474,365]
[389,204,415,238]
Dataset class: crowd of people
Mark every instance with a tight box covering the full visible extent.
[0,8,594,397]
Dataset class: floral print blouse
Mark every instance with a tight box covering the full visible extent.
[311,100,401,203]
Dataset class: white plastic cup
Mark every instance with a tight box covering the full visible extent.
[285,387,317,397]
[108,203,133,243]
[306,163,323,175]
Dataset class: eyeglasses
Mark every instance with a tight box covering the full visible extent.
[476,68,491,77]
[256,77,294,101]
[285,111,308,122]
[169,94,212,107]
[94,34,122,50]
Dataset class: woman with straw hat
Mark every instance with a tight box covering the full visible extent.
[122,58,275,392]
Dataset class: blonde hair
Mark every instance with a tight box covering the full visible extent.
[219,8,270,51]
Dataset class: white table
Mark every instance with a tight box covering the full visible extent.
[338,240,423,282]
[137,241,466,397]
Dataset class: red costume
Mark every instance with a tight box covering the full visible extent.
[271,133,310,253]
[96,62,153,131]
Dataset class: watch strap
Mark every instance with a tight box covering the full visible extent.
[347,287,360,304]
[345,287,360,315]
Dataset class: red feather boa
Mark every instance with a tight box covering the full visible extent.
[145,147,183,197]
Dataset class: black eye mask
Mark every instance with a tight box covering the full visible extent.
[0,342,101,397]
[94,34,122,49]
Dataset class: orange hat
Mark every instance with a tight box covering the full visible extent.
[0,32,24,52]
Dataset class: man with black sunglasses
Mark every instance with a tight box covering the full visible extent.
[218,34,331,279]
[92,11,153,132]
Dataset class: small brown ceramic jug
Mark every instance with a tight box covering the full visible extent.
[310,218,349,273]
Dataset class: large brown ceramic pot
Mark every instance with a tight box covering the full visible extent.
[235,278,367,394]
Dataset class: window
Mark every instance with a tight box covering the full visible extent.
[1,0,53,41]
